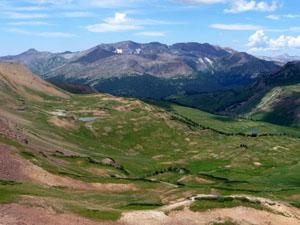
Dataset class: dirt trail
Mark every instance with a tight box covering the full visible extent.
[121,194,300,225]
[121,207,300,225]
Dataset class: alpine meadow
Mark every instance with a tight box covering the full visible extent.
[0,1,300,225]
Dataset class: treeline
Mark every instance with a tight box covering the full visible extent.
[170,113,288,138]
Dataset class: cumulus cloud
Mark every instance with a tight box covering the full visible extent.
[247,30,300,52]
[86,12,141,33]
[86,12,170,33]
[224,0,278,13]
[247,30,268,46]
[210,23,261,30]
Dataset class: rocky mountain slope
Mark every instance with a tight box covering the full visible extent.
[0,62,68,100]
[0,41,279,98]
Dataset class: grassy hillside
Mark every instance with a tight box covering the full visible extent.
[248,84,300,127]
[0,63,299,222]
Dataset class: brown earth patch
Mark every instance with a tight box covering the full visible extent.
[75,109,106,117]
[87,168,111,177]
[101,96,129,104]
[177,176,214,185]
[113,105,132,112]
[121,206,300,225]
[0,144,136,192]
[0,63,68,99]
[0,117,28,144]
[0,145,29,182]
[0,203,121,225]
[48,116,77,130]
[0,109,30,125]
[23,162,137,192]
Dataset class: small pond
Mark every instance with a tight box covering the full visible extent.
[78,117,97,122]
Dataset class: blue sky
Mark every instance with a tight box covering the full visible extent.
[0,0,300,56]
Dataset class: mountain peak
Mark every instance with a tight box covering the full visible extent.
[25,48,39,54]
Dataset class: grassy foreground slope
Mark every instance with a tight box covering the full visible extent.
[0,63,300,223]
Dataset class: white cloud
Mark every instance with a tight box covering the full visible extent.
[8,28,75,37]
[135,31,166,37]
[266,14,280,20]
[8,29,75,38]
[289,27,300,32]
[176,0,225,4]
[225,0,278,13]
[8,21,50,26]
[14,6,47,11]
[176,0,279,13]
[284,14,300,19]
[24,0,74,5]
[247,30,300,52]
[86,12,141,33]
[266,14,300,20]
[247,30,268,46]
[10,13,48,19]
[85,0,140,8]
[63,11,95,18]
[210,23,261,30]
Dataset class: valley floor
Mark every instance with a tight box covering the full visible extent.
[0,63,300,225]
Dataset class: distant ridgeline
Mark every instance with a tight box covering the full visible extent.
[1,42,300,127]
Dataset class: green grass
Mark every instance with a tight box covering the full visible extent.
[190,199,264,212]
[1,85,300,219]
[0,181,19,204]
[68,206,121,221]
[117,202,162,210]
[171,104,300,137]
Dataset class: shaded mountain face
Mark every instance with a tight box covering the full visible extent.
[247,61,300,127]
[170,61,300,127]
[0,41,279,98]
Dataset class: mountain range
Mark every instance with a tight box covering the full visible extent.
[0,41,279,97]
[1,41,299,127]
[258,54,300,66]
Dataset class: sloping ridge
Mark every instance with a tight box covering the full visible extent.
[221,61,300,127]
[248,61,300,126]
[0,62,68,99]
